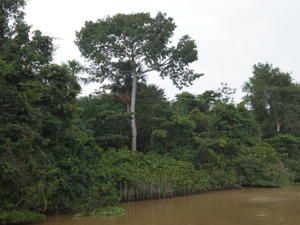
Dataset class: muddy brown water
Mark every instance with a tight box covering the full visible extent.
[36,186,300,225]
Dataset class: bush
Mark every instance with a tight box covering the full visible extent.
[266,134,300,181]
[98,149,211,201]
[0,210,46,224]
[234,146,292,187]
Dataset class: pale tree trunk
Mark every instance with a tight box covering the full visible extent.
[276,122,281,133]
[276,121,283,133]
[130,71,137,151]
[272,104,283,133]
[274,108,282,133]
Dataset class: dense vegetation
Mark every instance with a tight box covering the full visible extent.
[0,1,299,224]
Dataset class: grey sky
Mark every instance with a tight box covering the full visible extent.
[25,0,300,101]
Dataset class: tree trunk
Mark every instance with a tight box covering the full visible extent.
[276,122,280,133]
[130,71,137,151]
[276,121,283,133]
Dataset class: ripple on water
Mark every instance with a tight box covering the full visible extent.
[247,196,288,203]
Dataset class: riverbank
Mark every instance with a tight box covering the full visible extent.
[0,149,293,225]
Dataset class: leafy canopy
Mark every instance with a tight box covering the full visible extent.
[76,12,201,88]
[243,63,300,136]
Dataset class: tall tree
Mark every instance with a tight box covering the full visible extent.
[244,63,300,137]
[76,12,201,151]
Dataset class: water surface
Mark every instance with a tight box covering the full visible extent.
[36,186,300,225]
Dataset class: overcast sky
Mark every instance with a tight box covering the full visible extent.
[25,0,300,101]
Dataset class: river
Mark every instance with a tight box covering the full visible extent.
[36,186,300,225]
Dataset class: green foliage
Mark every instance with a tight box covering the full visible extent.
[75,12,201,88]
[74,207,125,218]
[93,207,125,217]
[0,210,46,224]
[234,146,292,187]
[244,63,300,137]
[0,0,107,219]
[76,11,201,152]
[211,103,261,145]
[1,1,299,223]
[98,149,211,201]
[267,134,300,181]
[136,84,171,151]
[77,94,130,148]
